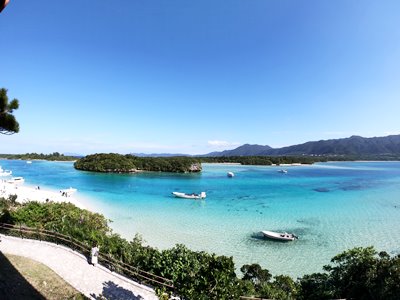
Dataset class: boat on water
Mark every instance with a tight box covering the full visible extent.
[26,161,32,164]
[172,191,206,199]
[7,177,24,184]
[278,169,288,174]
[261,230,298,241]
[227,172,234,178]
[60,187,77,197]
[0,167,12,176]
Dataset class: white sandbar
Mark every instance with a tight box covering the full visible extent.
[0,180,85,209]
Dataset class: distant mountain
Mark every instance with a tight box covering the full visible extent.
[131,153,190,157]
[63,152,84,157]
[203,144,273,157]
[204,135,400,157]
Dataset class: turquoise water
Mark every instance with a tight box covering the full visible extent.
[2,159,400,277]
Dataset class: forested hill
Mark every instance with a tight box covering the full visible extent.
[206,144,273,156]
[74,153,202,173]
[270,135,400,156]
[205,134,400,157]
[0,152,78,161]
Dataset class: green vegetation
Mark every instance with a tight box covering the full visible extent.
[3,153,400,166]
[299,247,400,300]
[199,156,320,165]
[269,134,400,156]
[1,197,399,299]
[200,154,400,165]
[324,154,400,161]
[209,135,400,157]
[0,152,78,161]
[0,88,20,135]
[74,153,202,173]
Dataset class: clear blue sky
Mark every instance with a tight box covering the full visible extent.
[1,0,399,155]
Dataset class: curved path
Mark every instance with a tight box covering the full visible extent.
[0,234,158,300]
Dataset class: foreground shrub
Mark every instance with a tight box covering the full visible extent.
[1,199,400,299]
[298,247,400,300]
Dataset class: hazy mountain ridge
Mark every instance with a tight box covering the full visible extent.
[204,144,273,157]
[204,135,400,157]
[132,153,189,157]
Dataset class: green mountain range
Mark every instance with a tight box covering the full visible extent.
[206,134,400,156]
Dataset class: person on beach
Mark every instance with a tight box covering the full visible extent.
[90,244,99,266]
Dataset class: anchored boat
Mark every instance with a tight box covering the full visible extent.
[7,177,24,184]
[172,191,206,199]
[0,168,12,176]
[261,230,298,241]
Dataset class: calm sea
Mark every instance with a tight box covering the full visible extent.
[2,159,400,277]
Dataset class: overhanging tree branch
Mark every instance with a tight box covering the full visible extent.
[0,88,20,135]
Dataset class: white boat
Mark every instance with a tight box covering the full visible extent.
[26,161,32,164]
[172,191,206,199]
[0,169,12,176]
[278,169,288,174]
[261,230,298,241]
[227,172,234,178]
[60,187,77,197]
[7,177,24,184]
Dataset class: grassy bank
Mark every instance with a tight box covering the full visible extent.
[0,253,85,300]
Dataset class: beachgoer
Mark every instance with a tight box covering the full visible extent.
[90,244,99,266]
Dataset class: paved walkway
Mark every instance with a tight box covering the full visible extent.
[0,234,158,300]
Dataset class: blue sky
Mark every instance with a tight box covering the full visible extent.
[1,0,400,155]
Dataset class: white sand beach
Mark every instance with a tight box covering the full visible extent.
[0,180,85,209]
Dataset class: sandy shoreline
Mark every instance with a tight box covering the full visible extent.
[0,180,85,209]
[203,162,242,165]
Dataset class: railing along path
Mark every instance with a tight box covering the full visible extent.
[0,222,174,291]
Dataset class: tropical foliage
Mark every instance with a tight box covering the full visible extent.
[0,88,19,135]
[299,247,400,300]
[1,198,399,299]
[74,153,202,173]
[0,152,78,161]
[200,154,400,165]
[200,155,320,165]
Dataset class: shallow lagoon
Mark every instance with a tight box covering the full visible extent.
[2,160,400,277]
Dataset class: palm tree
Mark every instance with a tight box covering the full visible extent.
[0,88,20,135]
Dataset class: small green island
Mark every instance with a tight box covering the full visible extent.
[74,153,202,173]
[0,152,77,161]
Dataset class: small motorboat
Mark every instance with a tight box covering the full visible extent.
[261,230,298,241]
[26,161,32,164]
[227,172,234,178]
[278,169,288,174]
[7,177,24,184]
[172,191,206,199]
[0,169,12,176]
